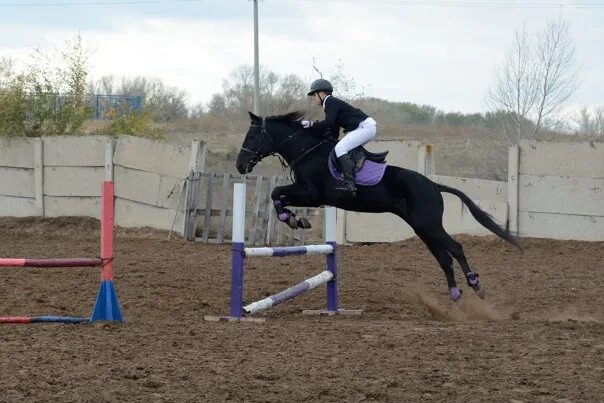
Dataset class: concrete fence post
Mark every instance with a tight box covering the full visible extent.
[417,144,426,175]
[34,138,44,217]
[507,144,520,234]
[424,144,435,177]
[105,138,114,181]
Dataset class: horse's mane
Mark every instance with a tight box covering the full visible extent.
[266,111,305,124]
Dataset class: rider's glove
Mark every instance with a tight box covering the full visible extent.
[301,120,311,128]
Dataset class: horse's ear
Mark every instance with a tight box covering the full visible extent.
[248,111,260,122]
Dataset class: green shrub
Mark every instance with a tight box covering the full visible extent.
[93,111,164,139]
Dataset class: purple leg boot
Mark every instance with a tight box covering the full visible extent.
[450,287,462,301]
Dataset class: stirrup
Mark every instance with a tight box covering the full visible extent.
[335,180,356,193]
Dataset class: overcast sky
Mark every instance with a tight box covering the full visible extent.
[0,0,602,114]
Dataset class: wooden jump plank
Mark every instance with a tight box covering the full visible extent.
[201,172,214,242]
[216,173,231,243]
[248,176,264,245]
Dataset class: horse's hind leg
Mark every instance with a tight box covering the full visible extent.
[418,233,461,301]
[434,227,485,298]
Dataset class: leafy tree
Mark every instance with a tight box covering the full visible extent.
[0,58,27,136]
[0,35,92,137]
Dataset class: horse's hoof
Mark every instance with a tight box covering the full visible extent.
[297,217,312,229]
[286,216,299,229]
[450,287,462,302]
[475,286,486,299]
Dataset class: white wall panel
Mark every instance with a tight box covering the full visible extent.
[519,140,604,178]
[518,211,604,241]
[519,175,604,216]
[114,166,184,209]
[114,166,161,205]
[44,196,100,218]
[0,167,34,197]
[115,197,183,232]
[441,194,508,236]
[0,196,37,217]
[157,175,185,210]
[432,175,507,202]
[0,137,35,168]
[345,212,415,242]
[114,136,190,178]
[44,167,105,196]
[43,136,107,166]
[365,139,421,168]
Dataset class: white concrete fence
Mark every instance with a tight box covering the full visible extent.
[0,135,206,236]
[1,135,602,241]
[338,139,603,242]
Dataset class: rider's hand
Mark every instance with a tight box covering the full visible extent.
[301,120,311,128]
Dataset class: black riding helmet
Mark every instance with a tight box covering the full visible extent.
[307,79,333,96]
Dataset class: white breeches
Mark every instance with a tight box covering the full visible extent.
[334,117,377,157]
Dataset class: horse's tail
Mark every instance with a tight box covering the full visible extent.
[437,183,522,251]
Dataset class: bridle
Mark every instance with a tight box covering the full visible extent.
[239,117,271,167]
[240,117,333,173]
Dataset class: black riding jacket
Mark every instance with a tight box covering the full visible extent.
[313,95,369,135]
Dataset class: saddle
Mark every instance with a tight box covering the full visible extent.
[329,146,388,173]
[327,146,389,187]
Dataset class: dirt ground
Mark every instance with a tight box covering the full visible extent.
[0,217,602,403]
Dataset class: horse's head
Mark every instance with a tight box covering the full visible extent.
[236,111,305,174]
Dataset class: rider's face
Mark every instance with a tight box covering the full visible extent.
[311,92,324,106]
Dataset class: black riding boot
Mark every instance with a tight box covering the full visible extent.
[335,154,357,194]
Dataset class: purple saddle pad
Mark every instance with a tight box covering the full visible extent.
[328,158,386,186]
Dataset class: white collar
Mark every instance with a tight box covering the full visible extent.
[322,94,331,110]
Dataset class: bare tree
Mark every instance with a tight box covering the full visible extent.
[574,106,604,136]
[218,65,307,116]
[311,58,365,101]
[487,18,578,143]
[487,24,538,144]
[532,18,579,136]
[269,73,307,113]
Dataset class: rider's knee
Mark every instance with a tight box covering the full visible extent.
[334,142,348,157]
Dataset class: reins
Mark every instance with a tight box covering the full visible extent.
[242,118,334,178]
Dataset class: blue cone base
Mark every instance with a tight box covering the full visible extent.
[91,280,123,322]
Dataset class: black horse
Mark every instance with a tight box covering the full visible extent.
[236,111,521,301]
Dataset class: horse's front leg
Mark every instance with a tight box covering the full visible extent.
[271,184,318,229]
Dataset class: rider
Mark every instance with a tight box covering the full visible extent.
[304,78,377,195]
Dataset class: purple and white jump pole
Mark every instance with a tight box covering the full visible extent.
[219,182,361,321]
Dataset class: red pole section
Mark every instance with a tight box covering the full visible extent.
[100,181,114,281]
[0,259,26,266]
[0,317,32,324]
[0,258,102,267]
